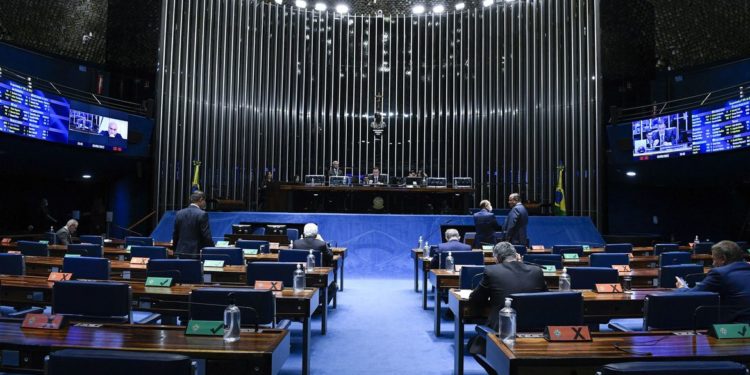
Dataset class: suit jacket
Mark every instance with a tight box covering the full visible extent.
[55,227,72,245]
[292,237,334,267]
[687,261,750,322]
[472,209,498,248]
[504,203,529,245]
[430,240,472,269]
[366,174,388,184]
[468,261,547,354]
[649,128,678,147]
[328,167,343,177]
[173,204,214,258]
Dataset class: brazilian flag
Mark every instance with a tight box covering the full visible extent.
[191,161,201,193]
[554,165,567,216]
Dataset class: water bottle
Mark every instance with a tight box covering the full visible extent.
[49,226,56,244]
[418,235,423,250]
[293,264,305,292]
[498,297,516,346]
[445,251,455,271]
[223,298,241,343]
[694,235,700,245]
[423,241,430,257]
[559,267,571,291]
[306,249,316,270]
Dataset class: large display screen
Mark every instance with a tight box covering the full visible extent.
[632,96,750,160]
[0,72,128,152]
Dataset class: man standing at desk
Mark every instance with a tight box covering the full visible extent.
[504,193,529,246]
[328,160,343,177]
[55,219,78,245]
[173,190,214,259]
[473,200,498,248]
[292,223,333,267]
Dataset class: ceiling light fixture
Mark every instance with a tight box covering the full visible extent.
[432,4,445,13]
[412,4,425,14]
[314,2,327,11]
[334,3,349,13]
[455,2,465,10]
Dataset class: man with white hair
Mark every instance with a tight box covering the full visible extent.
[55,219,78,245]
[430,228,472,269]
[292,223,333,267]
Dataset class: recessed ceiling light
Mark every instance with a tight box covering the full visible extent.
[274,0,283,4]
[314,2,327,11]
[334,3,349,13]
[432,4,445,13]
[626,171,636,177]
[295,0,307,8]
[455,2,465,10]
[82,174,92,179]
[412,4,425,14]
[482,0,494,7]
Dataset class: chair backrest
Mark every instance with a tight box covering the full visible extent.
[46,232,57,245]
[63,257,110,280]
[235,240,270,254]
[510,291,583,332]
[17,241,49,256]
[604,243,633,253]
[286,228,299,242]
[694,242,715,255]
[125,236,154,247]
[278,249,322,267]
[566,267,619,290]
[251,226,266,235]
[734,241,749,251]
[513,244,528,256]
[424,245,438,258]
[47,349,194,375]
[0,253,24,275]
[659,264,704,288]
[147,259,203,284]
[246,262,299,286]
[52,280,131,323]
[597,361,748,375]
[440,250,483,269]
[589,253,629,268]
[189,288,275,328]
[659,251,692,267]
[523,254,562,269]
[201,247,245,265]
[459,265,485,289]
[78,235,104,246]
[653,243,679,255]
[67,244,104,258]
[130,246,169,260]
[463,232,476,244]
[643,291,720,330]
[685,273,707,288]
[552,245,584,256]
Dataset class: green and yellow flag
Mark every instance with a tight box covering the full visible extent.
[554,165,566,216]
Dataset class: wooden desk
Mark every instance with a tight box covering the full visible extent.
[419,254,494,310]
[0,319,288,375]
[0,243,174,261]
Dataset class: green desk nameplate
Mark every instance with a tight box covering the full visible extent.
[185,320,224,336]
[710,323,750,339]
[243,249,259,255]
[563,253,580,260]
[215,240,230,247]
[126,245,132,252]
[63,254,81,258]
[203,260,225,268]
[582,245,590,251]
[145,277,173,287]
[542,265,557,273]
[482,245,494,251]
[39,240,49,244]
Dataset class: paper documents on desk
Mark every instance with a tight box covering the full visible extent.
[458,289,472,299]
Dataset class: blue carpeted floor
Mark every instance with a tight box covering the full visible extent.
[278,277,485,375]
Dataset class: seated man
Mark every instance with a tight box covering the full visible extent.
[468,242,547,363]
[677,240,750,322]
[55,219,78,245]
[430,229,471,269]
[365,166,388,185]
[648,122,678,148]
[292,223,333,267]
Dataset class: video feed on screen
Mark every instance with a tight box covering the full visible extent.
[69,110,128,140]
[632,111,690,159]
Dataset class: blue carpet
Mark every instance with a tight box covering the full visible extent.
[279,278,485,375]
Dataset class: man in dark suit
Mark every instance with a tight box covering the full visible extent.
[173,190,214,259]
[430,228,472,269]
[468,242,547,362]
[504,193,529,246]
[472,200,499,248]
[328,160,343,177]
[55,219,78,245]
[365,166,388,185]
[648,122,678,148]
[292,223,333,267]
[677,240,750,322]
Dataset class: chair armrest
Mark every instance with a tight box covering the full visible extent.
[276,319,292,330]
[475,325,495,338]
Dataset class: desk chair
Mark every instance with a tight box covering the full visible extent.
[459,266,485,289]
[513,244,527,256]
[46,232,57,245]
[67,244,103,258]
[523,254,562,270]
[130,246,169,260]
[63,257,110,280]
[424,245,438,258]
[251,226,266,235]
[287,228,299,242]
[17,241,48,256]
[566,267,619,290]
[694,242,715,255]
[246,262,297,286]
[147,259,203,284]
[52,280,132,323]
[511,291,583,332]
[589,253,629,268]
[0,253,24,275]
[78,235,104,245]
[235,239,270,254]
[604,243,633,253]
[552,245,585,257]
[125,236,154,247]
[659,264,703,288]
[463,232,476,245]
[279,249,322,267]
[735,241,749,251]
[596,361,748,375]
[47,349,196,375]
[189,288,281,331]
[685,272,707,287]
[201,247,245,265]
[653,243,679,255]
[608,291,720,331]
[439,250,483,269]
[659,251,692,267]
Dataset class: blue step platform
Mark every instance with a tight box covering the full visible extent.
[152,212,604,278]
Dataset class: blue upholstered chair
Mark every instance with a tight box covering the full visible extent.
[46,349,196,375]
[0,253,25,275]
[424,245,438,258]
[235,239,270,254]
[567,267,619,290]
[552,245,584,256]
[685,272,707,287]
[287,228,299,242]
[589,253,629,268]
[659,251,692,267]
[17,241,48,256]
[63,257,110,280]
[463,232,476,244]
[201,247,245,265]
[67,244,103,258]
[246,262,298,286]
[439,250,482,269]
[523,254,562,270]
[694,242,715,255]
[604,243,633,253]
[251,226,266,235]
[596,361,748,375]
[78,235,104,245]
[510,291,583,332]
[189,288,277,331]
[513,244,528,256]
[653,243,679,255]
[147,259,203,284]
[279,249,322,267]
[125,236,154,247]
[609,291,720,331]
[659,264,703,288]
[130,246,169,260]
[459,265,485,289]
[52,280,132,323]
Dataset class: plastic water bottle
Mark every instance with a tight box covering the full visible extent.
[694,235,700,245]
[418,235,423,250]
[498,297,516,346]
[306,249,316,270]
[423,241,430,257]
[223,298,241,343]
[559,267,571,291]
[49,226,56,244]
[293,264,305,292]
[445,251,455,271]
